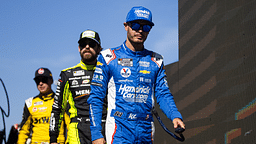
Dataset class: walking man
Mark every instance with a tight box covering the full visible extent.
[88,6,185,144]
[50,30,107,144]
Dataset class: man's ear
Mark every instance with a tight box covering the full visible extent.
[49,78,53,85]
[78,46,81,52]
[97,46,102,55]
[124,22,129,31]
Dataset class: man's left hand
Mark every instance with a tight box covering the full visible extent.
[172,118,185,129]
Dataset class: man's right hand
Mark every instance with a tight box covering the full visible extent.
[92,138,106,144]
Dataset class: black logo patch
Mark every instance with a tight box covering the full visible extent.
[118,58,133,66]
[114,111,123,117]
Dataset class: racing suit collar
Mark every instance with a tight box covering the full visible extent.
[123,41,148,56]
[80,60,96,71]
[40,92,54,101]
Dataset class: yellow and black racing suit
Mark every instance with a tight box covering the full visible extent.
[18,92,66,144]
[49,60,107,144]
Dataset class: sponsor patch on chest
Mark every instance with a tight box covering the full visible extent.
[34,101,43,106]
[118,58,133,66]
[73,70,85,76]
[139,61,150,67]
[120,68,131,78]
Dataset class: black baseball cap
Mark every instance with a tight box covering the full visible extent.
[78,29,101,45]
[34,68,53,80]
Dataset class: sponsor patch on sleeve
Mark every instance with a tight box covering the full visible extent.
[91,82,103,87]
[151,52,163,67]
[97,61,103,66]
[95,67,103,74]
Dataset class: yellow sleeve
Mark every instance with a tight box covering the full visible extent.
[17,98,33,144]
[17,115,31,144]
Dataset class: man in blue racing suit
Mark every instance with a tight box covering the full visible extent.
[88,6,185,144]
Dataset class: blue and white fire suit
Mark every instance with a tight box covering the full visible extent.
[87,41,183,143]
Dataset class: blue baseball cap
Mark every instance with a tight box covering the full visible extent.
[126,6,154,26]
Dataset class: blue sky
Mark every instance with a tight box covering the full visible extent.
[0,0,178,136]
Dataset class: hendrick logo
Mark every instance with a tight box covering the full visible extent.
[118,84,150,103]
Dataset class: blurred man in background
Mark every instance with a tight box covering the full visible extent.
[18,68,66,144]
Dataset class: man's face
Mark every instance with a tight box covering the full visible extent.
[34,76,52,94]
[78,39,100,62]
[125,20,152,44]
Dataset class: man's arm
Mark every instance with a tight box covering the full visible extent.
[87,53,110,141]
[155,64,185,129]
[154,56,183,121]
[17,101,32,144]
[92,138,106,144]
[50,71,68,143]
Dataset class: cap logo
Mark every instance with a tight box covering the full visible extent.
[82,31,95,39]
[135,9,150,19]
[38,68,44,74]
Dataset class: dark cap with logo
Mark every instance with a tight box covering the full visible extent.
[34,68,53,79]
[78,29,101,45]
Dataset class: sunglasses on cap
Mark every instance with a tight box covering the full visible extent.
[79,40,97,49]
[129,22,152,32]
[34,77,49,85]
